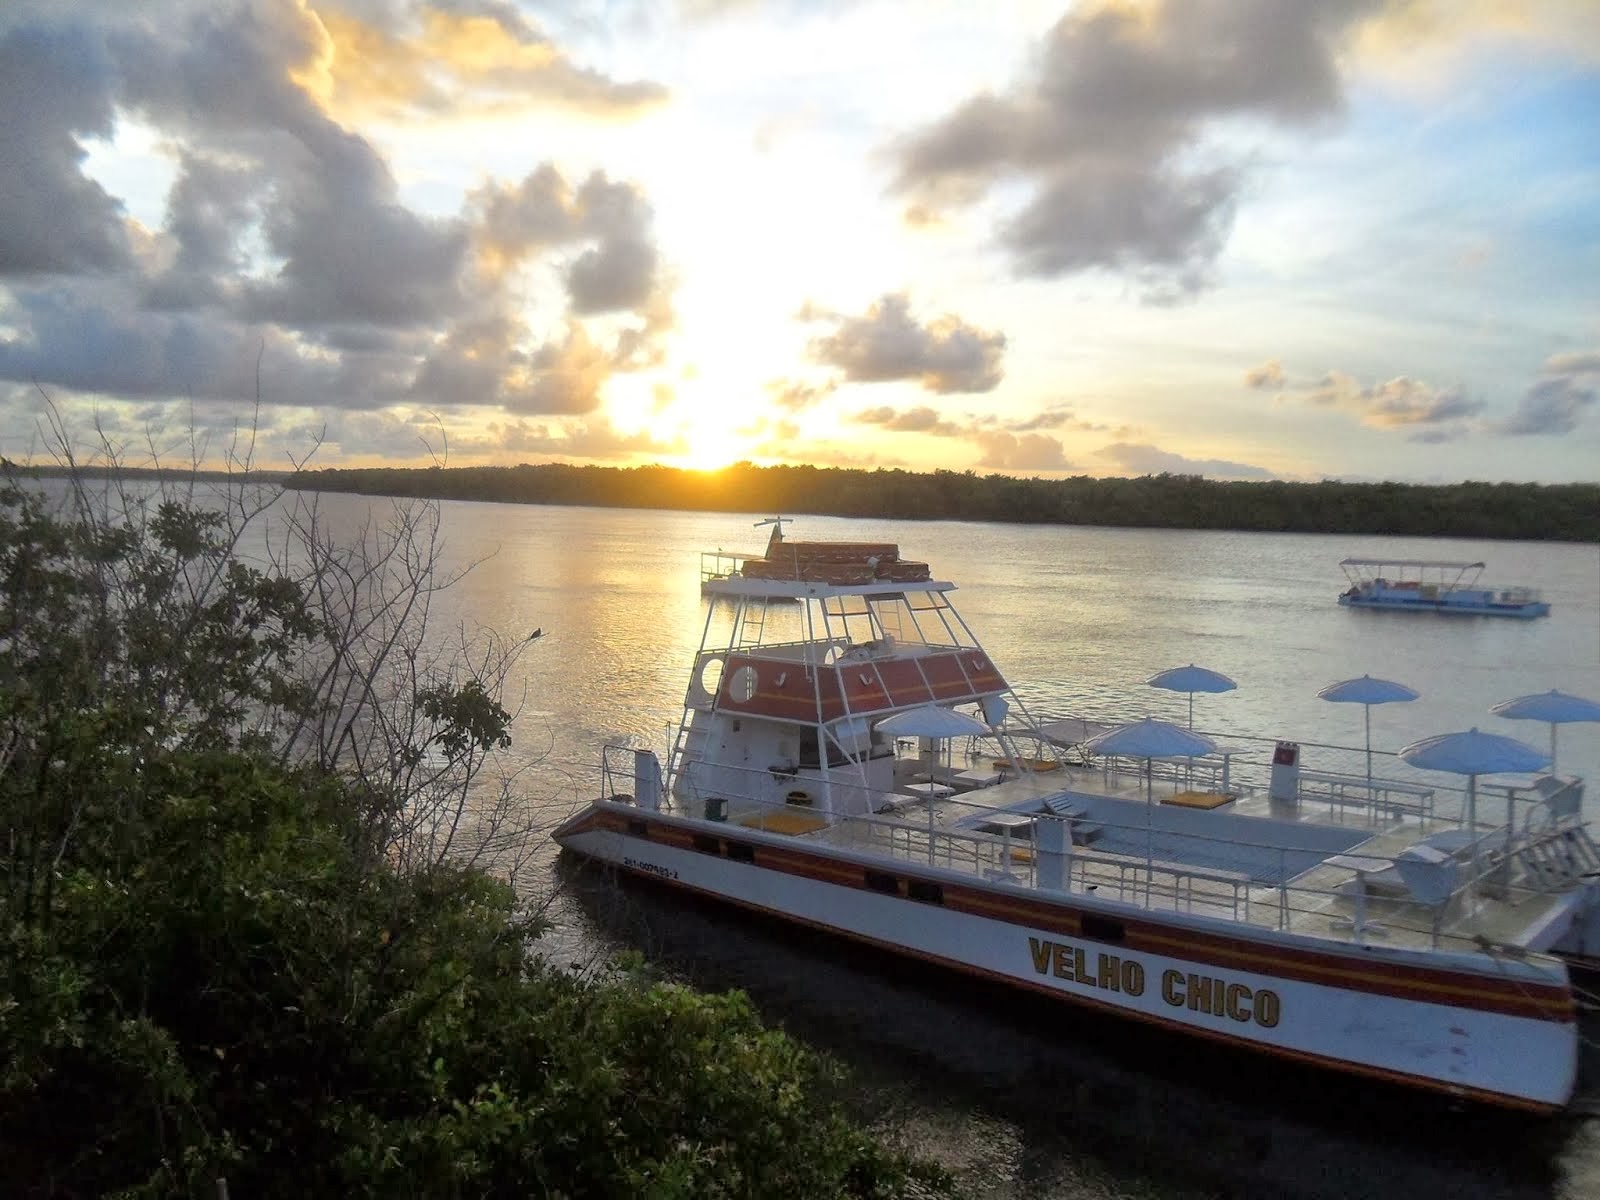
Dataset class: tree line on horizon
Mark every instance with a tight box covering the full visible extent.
[284,462,1600,543]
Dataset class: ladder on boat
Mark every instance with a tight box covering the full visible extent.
[1514,826,1600,890]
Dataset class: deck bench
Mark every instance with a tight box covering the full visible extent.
[1295,770,1435,819]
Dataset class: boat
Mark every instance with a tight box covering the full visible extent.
[1337,558,1551,618]
[555,534,1599,1111]
[700,517,796,594]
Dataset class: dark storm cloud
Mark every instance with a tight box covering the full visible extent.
[0,22,132,275]
[890,0,1376,299]
[806,294,1005,394]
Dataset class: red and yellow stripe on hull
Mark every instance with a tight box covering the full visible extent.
[554,805,1577,1111]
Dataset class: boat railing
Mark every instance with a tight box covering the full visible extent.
[700,550,746,585]
[615,749,1591,954]
[1093,753,1235,796]
[1287,769,1435,819]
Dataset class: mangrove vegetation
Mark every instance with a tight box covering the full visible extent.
[284,462,1600,543]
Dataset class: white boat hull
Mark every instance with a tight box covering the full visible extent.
[556,804,1579,1112]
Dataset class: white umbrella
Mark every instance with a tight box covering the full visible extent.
[1399,728,1550,897]
[1489,690,1600,773]
[878,706,990,793]
[1146,664,1237,729]
[1085,718,1217,863]
[877,706,989,738]
[1316,675,1420,783]
[1084,718,1217,801]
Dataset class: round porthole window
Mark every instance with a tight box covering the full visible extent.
[697,654,725,700]
[727,664,758,702]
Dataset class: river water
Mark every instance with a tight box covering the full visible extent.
[113,483,1600,1197]
[351,497,1600,1200]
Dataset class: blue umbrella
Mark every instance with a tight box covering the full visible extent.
[1146,664,1237,729]
[1400,728,1549,895]
[1086,718,1217,862]
[1317,674,1420,783]
[1085,718,1217,801]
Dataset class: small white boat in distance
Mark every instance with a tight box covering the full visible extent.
[558,532,1597,1112]
[1337,558,1550,618]
[699,517,794,594]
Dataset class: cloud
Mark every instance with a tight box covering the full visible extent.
[765,377,837,412]
[846,401,1085,472]
[890,1,1378,299]
[998,403,1105,433]
[1302,371,1484,435]
[850,404,966,436]
[973,430,1071,472]
[1097,442,1273,480]
[805,293,1005,393]
[1245,359,1286,389]
[487,414,681,460]
[0,21,133,274]
[473,167,671,324]
[0,279,389,404]
[0,4,672,446]
[1498,352,1599,435]
[306,3,668,121]
[1540,350,1600,375]
[488,321,616,416]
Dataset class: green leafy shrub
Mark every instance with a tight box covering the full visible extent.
[0,473,952,1198]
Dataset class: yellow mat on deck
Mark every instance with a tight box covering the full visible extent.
[1163,791,1234,810]
[738,809,830,835]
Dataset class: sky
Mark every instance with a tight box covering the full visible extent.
[2,0,1598,484]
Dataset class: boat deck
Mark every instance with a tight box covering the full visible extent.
[725,760,1588,958]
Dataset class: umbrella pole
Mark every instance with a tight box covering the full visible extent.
[1466,775,1479,910]
[1551,725,1558,774]
[1364,705,1373,784]
[1145,759,1154,884]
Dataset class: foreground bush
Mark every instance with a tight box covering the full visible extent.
[2,746,947,1197]
[0,466,951,1197]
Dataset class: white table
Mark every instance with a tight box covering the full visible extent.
[905,781,955,801]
